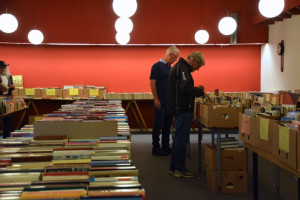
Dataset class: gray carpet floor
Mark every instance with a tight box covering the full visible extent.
[131,133,298,200]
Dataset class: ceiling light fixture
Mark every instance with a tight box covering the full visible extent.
[113,0,137,18]
[195,30,209,45]
[115,17,133,34]
[115,32,130,45]
[113,0,137,45]
[218,16,237,35]
[0,13,18,33]
[28,29,44,45]
[194,0,209,44]
[28,0,44,45]
[258,0,285,18]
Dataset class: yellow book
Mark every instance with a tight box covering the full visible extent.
[0,172,41,183]
[51,159,91,165]
[42,175,89,181]
[1,82,9,90]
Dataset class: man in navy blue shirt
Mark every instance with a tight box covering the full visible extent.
[150,46,180,156]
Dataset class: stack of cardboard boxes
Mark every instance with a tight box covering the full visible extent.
[205,144,248,193]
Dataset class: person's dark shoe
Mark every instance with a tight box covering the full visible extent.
[152,148,168,156]
[173,170,196,178]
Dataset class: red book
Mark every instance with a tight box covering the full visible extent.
[43,171,89,176]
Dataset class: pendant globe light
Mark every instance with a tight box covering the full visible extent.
[218,16,237,35]
[116,32,130,45]
[195,30,209,45]
[115,17,133,34]
[0,13,18,33]
[113,0,137,18]
[218,0,237,36]
[194,0,209,44]
[28,0,44,45]
[113,0,138,45]
[258,0,285,18]
[28,29,44,45]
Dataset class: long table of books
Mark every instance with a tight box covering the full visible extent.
[0,99,145,200]
[195,90,299,194]
[13,90,154,132]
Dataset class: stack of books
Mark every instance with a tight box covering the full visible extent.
[0,134,145,199]
[216,137,241,149]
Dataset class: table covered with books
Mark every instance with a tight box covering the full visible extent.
[0,99,146,200]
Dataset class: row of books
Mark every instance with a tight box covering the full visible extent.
[0,99,26,116]
[103,93,154,100]
[41,100,124,119]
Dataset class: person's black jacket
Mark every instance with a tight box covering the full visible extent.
[166,57,204,116]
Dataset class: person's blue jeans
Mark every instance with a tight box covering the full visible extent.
[170,112,193,171]
[152,104,173,151]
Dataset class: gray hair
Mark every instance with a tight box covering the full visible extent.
[188,52,205,66]
[166,46,180,55]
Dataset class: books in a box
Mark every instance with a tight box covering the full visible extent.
[215,137,240,149]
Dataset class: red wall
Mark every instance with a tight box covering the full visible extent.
[0,44,261,92]
[0,0,268,44]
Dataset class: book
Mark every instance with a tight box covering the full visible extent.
[0,172,41,183]
[21,189,87,199]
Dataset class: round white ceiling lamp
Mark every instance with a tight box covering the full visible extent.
[218,16,237,35]
[258,0,285,18]
[0,13,18,33]
[194,30,209,44]
[113,0,137,18]
[28,29,44,45]
[115,17,133,34]
[116,32,130,45]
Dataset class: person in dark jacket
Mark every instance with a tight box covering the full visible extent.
[0,61,15,96]
[167,52,209,178]
[150,46,180,156]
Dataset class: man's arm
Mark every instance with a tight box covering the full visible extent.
[178,67,204,97]
[150,79,161,110]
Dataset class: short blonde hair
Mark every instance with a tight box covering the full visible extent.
[188,52,205,66]
[166,46,180,56]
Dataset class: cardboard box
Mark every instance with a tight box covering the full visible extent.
[273,124,297,170]
[29,115,44,124]
[251,105,264,113]
[62,88,84,99]
[83,89,106,99]
[255,116,278,154]
[264,93,273,103]
[206,169,248,193]
[12,88,19,97]
[18,88,42,98]
[34,120,118,139]
[199,105,242,128]
[205,144,247,171]
[41,89,63,99]
[239,113,258,146]
[270,94,280,105]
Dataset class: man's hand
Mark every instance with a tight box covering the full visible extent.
[204,93,212,102]
[154,99,161,110]
[197,85,204,90]
[10,83,15,90]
